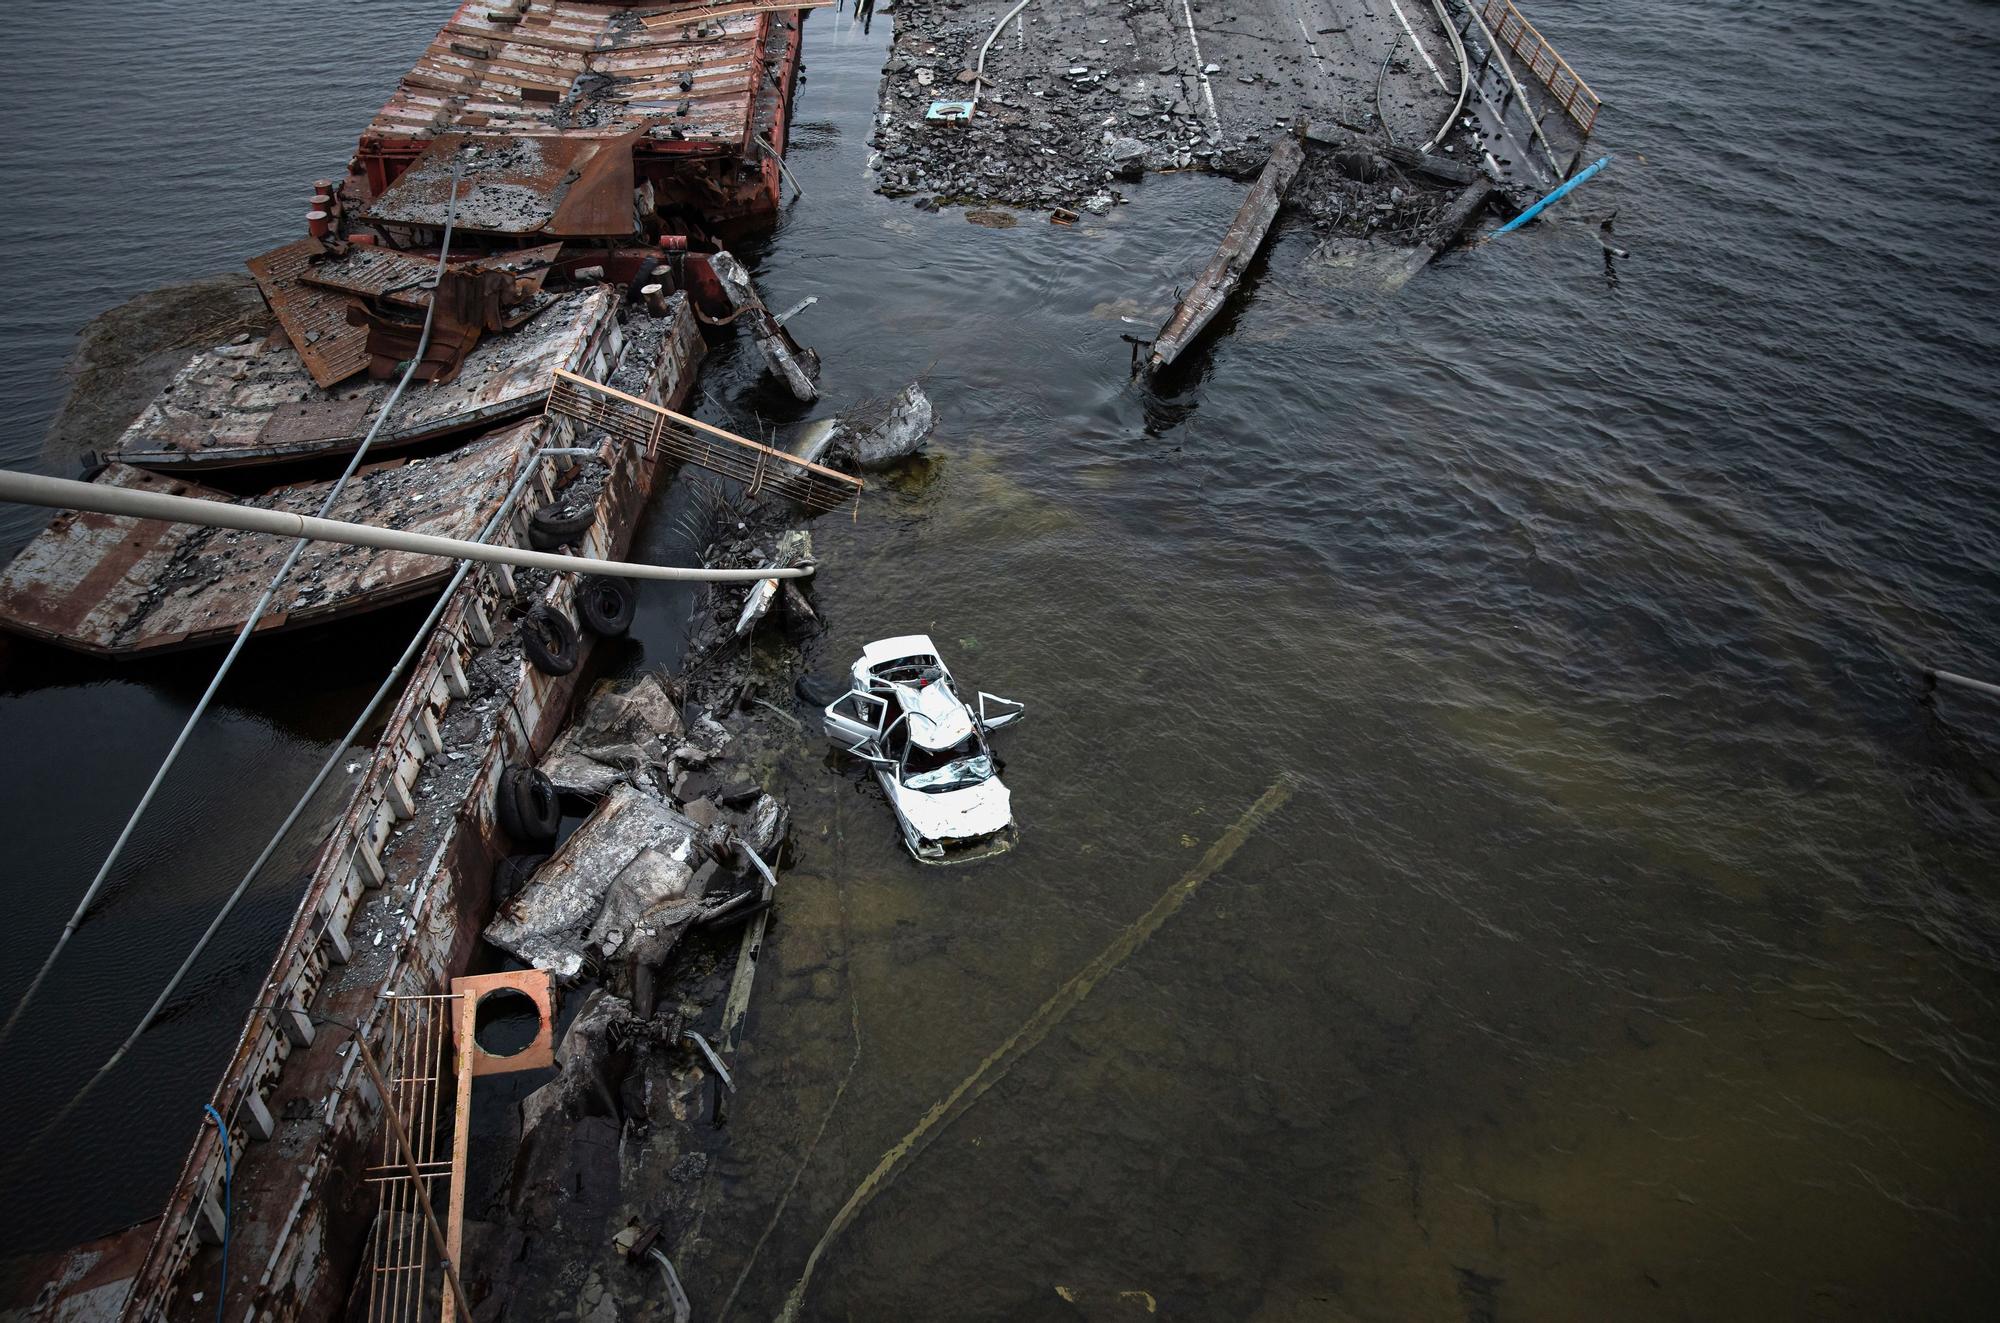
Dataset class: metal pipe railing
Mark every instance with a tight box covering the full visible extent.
[0,468,811,584]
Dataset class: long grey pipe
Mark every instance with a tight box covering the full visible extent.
[971,1,1033,112]
[1930,669,2000,701]
[0,154,472,1051]
[1423,0,1472,155]
[0,469,812,584]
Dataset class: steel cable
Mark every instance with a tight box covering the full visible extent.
[1,150,474,1051]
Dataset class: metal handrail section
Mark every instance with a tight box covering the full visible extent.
[1479,0,1602,136]
[364,995,450,1323]
[545,368,863,517]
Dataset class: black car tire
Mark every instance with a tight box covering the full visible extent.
[577,576,636,636]
[521,605,579,675]
[528,497,596,550]
[496,766,560,844]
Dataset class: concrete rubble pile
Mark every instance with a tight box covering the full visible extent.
[467,653,795,1320]
[871,0,1273,211]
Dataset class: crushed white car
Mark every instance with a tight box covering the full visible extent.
[822,634,1024,862]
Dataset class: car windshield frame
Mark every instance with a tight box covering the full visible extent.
[899,731,994,793]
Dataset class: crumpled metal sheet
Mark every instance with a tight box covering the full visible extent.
[485,785,717,979]
[365,133,642,237]
[246,237,371,389]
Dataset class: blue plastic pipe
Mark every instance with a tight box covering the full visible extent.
[1493,154,1612,235]
[202,1105,231,1323]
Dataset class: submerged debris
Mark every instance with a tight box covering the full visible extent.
[791,382,936,472]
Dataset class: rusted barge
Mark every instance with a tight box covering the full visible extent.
[3,4,833,1320]
[118,304,707,1323]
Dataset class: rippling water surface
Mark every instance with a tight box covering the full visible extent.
[3,1,1998,1317]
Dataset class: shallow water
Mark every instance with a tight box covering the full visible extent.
[3,1,1999,1318]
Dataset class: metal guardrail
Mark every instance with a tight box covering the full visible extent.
[546,368,863,517]
[1480,0,1602,136]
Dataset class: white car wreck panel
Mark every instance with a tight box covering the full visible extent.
[823,633,1025,863]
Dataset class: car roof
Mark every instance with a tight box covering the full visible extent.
[860,634,941,667]
[899,680,975,749]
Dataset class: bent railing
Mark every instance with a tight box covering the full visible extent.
[1479,0,1603,136]
[546,369,863,517]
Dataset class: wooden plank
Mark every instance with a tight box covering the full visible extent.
[1146,137,1306,374]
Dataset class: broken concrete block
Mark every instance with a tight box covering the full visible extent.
[1106,136,1148,180]
[844,383,933,468]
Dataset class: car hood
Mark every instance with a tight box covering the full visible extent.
[888,775,1012,842]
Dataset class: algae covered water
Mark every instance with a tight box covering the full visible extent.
[3,1,1999,1317]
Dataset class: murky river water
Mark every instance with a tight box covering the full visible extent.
[4,1,1998,1318]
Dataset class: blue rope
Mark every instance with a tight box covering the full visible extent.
[202,1105,231,1323]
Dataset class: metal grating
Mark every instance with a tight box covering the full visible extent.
[1480,0,1602,136]
[545,368,861,516]
[365,993,454,1323]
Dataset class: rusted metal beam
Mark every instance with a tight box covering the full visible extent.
[440,971,555,1322]
[345,1022,476,1323]
[1146,137,1306,375]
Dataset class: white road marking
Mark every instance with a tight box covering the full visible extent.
[1178,0,1224,139]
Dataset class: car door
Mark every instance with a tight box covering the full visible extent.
[976,691,1026,732]
[824,689,888,749]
